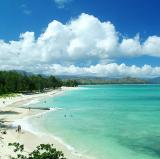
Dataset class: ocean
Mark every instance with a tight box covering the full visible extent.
[26,85,160,159]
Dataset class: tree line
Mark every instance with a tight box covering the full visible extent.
[0,71,78,95]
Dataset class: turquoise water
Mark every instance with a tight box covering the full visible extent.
[29,85,160,159]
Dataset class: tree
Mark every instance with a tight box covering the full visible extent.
[8,143,67,159]
[63,80,78,87]
[0,71,78,95]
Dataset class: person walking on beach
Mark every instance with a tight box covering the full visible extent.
[17,125,21,133]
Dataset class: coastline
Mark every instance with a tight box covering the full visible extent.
[0,87,84,159]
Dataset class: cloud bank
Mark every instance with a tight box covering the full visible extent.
[0,13,160,77]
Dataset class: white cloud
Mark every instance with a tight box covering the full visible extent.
[21,4,32,15]
[54,63,160,78]
[53,0,72,8]
[48,64,160,78]
[143,36,160,56]
[0,13,160,77]
[1,63,160,78]
[119,34,142,56]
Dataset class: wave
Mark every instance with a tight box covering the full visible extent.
[12,107,86,159]
[49,134,83,158]
[78,87,90,90]
[23,99,40,106]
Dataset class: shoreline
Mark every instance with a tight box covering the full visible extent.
[0,87,85,159]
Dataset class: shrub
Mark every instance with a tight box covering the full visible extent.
[8,142,67,159]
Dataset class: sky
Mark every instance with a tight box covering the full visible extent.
[0,0,160,77]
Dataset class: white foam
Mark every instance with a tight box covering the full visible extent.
[12,107,57,133]
[23,99,40,106]
[12,107,84,158]
[51,135,83,158]
[78,87,90,90]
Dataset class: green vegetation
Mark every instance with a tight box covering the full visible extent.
[0,71,78,95]
[70,77,147,85]
[62,80,79,87]
[0,93,20,98]
[0,71,61,94]
[8,142,66,159]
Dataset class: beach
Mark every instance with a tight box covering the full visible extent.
[0,87,82,159]
[1,85,160,159]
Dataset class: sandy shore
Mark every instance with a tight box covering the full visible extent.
[0,87,85,159]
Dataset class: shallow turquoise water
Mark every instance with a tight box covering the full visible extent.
[29,85,160,159]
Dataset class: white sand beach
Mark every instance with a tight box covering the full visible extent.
[0,87,84,159]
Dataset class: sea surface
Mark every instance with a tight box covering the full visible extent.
[27,85,160,159]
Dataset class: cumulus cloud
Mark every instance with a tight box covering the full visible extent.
[143,36,160,56]
[119,34,141,56]
[0,13,160,77]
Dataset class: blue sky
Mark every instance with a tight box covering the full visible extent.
[1,0,160,40]
[0,0,160,77]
